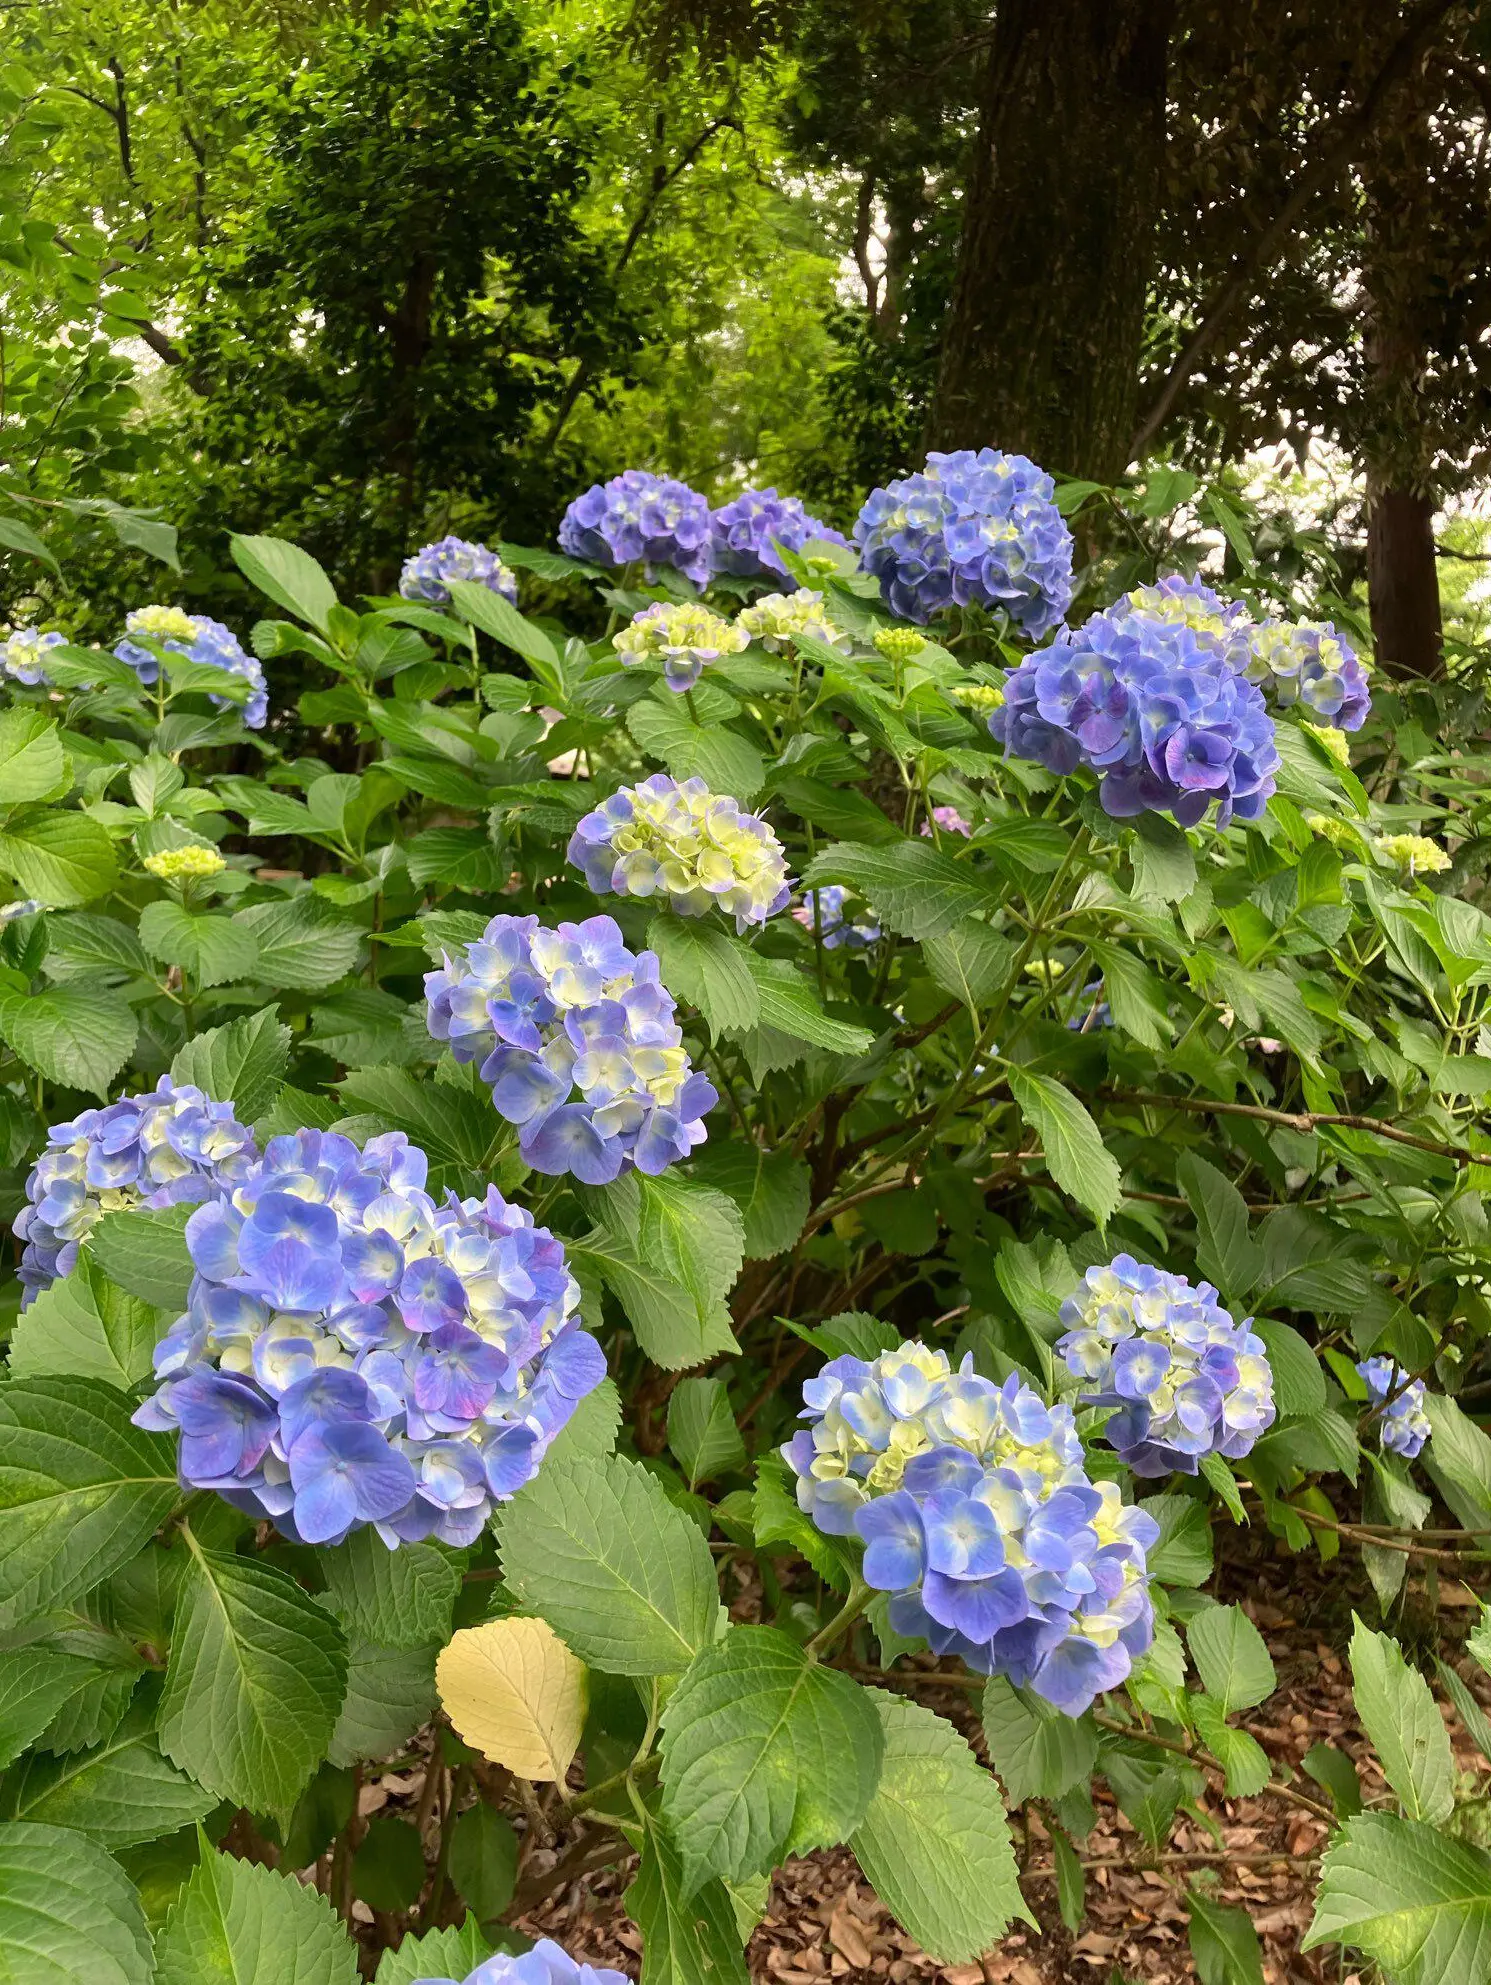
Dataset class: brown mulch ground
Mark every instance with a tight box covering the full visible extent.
[337,1529,1489,1983]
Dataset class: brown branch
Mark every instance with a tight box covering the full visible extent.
[510,1828,633,1912]
[1273,1503,1485,1563]
[1129,0,1460,458]
[1102,1087,1486,1165]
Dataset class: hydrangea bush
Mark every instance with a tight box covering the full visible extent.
[0,469,1485,1985]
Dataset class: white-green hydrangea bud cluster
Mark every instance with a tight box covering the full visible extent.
[737,589,849,653]
[567,775,791,932]
[612,601,749,692]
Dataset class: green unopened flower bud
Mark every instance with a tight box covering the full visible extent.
[873,626,926,664]
[144,845,227,882]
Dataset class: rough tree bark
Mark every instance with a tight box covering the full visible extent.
[927,0,1174,482]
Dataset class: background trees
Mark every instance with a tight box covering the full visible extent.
[0,0,1488,667]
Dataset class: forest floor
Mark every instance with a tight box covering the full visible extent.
[505,1530,1491,1985]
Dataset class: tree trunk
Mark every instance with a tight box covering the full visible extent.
[928,0,1173,482]
[1367,481,1443,678]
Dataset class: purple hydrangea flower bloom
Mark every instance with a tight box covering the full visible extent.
[2,627,66,686]
[13,1077,258,1304]
[115,606,268,728]
[400,537,518,608]
[990,589,1281,830]
[413,1938,630,1985]
[709,489,847,589]
[1356,1356,1432,1460]
[854,449,1073,636]
[1056,1253,1276,1477]
[792,886,881,951]
[558,470,714,587]
[567,774,791,932]
[920,805,971,837]
[424,913,717,1185]
[784,1340,1157,1715]
[132,1133,602,1548]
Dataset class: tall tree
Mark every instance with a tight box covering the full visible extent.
[928,1,1175,480]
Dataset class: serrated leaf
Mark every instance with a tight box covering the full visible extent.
[1422,1393,1490,1527]
[155,1837,360,1985]
[320,1532,461,1650]
[1142,1494,1214,1587]
[0,1693,213,1848]
[1176,1154,1263,1301]
[0,809,118,905]
[86,1203,194,1311]
[1189,1697,1270,1797]
[7,1255,163,1390]
[802,840,994,940]
[326,1640,437,1770]
[0,986,136,1095]
[448,1803,518,1923]
[1301,1740,1363,1817]
[0,709,68,805]
[229,533,338,634]
[0,1820,154,1983]
[0,1649,100,1771]
[750,1454,857,1591]
[1347,1616,1454,1824]
[437,1617,587,1784]
[659,1625,883,1894]
[745,955,873,1054]
[1101,1751,1195,1850]
[1129,814,1196,903]
[376,1922,497,1985]
[1302,1812,1489,1985]
[0,1378,179,1632]
[1251,1319,1326,1419]
[921,921,1016,1008]
[649,913,759,1040]
[1186,1605,1276,1714]
[666,1378,747,1488]
[169,1005,291,1119]
[138,903,259,987]
[850,1691,1032,1962]
[449,580,563,691]
[493,1454,719,1676]
[1004,1066,1121,1223]
[687,1142,810,1261]
[232,900,365,992]
[626,1812,749,1985]
[1187,1889,1265,1985]
[159,1542,348,1811]
[981,1677,1097,1805]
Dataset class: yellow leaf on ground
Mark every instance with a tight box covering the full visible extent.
[436,1615,589,1784]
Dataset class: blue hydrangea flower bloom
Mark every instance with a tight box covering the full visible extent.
[13,1077,258,1304]
[425,913,718,1185]
[2,627,66,685]
[783,1341,1157,1714]
[990,592,1281,829]
[1244,619,1371,731]
[612,600,749,693]
[414,1938,629,1985]
[400,537,518,608]
[1057,1254,1275,1477]
[854,449,1073,635]
[558,470,714,587]
[132,1130,601,1548]
[710,489,847,588]
[1356,1356,1432,1460]
[114,606,268,728]
[0,898,45,921]
[568,774,791,931]
[792,886,881,951]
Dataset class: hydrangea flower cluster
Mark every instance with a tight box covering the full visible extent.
[425,914,717,1185]
[567,775,791,932]
[710,489,846,587]
[415,1940,628,1985]
[855,449,1073,636]
[1357,1356,1432,1460]
[0,899,44,922]
[2,627,65,685]
[612,601,749,692]
[990,596,1281,829]
[783,1343,1158,1714]
[144,845,227,884]
[1375,832,1451,878]
[115,606,269,728]
[558,471,713,587]
[921,805,970,837]
[737,589,849,653]
[132,1130,603,1548]
[14,1078,258,1303]
[400,536,517,607]
[873,626,926,665]
[1056,1255,1275,1476]
[1243,619,1371,731]
[793,886,882,951]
